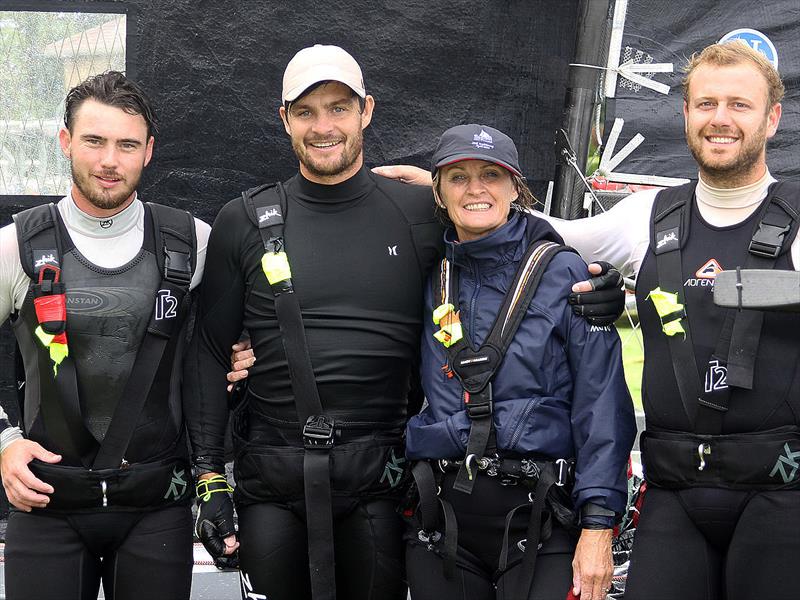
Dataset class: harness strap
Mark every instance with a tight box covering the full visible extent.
[92,203,195,470]
[652,182,800,433]
[651,186,703,428]
[497,463,555,599]
[438,235,576,494]
[13,202,196,470]
[244,183,335,600]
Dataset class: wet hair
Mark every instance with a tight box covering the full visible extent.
[64,70,158,138]
[432,168,537,228]
[284,80,366,114]
[682,40,784,108]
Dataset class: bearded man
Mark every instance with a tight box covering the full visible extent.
[0,71,210,600]
[184,45,442,600]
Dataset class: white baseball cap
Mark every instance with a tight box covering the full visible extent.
[282,45,366,103]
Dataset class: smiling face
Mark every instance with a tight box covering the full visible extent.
[59,99,153,217]
[437,160,517,242]
[279,81,374,184]
[683,62,781,188]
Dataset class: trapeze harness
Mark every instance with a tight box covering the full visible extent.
[241,182,409,600]
[12,202,195,510]
[411,223,578,598]
[640,180,800,489]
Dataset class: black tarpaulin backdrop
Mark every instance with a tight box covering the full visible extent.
[605,0,800,181]
[0,0,580,416]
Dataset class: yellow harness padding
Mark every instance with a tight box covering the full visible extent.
[261,251,292,285]
[432,303,463,347]
[646,287,686,337]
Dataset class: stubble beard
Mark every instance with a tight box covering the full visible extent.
[294,128,364,179]
[71,161,139,212]
[687,121,768,188]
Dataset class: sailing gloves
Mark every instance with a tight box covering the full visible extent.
[195,474,238,569]
[568,261,626,326]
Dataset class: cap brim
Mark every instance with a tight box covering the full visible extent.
[434,154,521,177]
[283,65,366,102]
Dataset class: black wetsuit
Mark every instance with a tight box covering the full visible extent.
[185,166,442,600]
[625,184,800,600]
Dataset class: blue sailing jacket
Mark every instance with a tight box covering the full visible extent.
[406,211,636,517]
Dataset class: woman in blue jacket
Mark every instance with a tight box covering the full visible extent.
[404,124,636,600]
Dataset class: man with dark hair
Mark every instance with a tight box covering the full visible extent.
[185,44,443,600]
[0,70,210,600]
[188,44,623,600]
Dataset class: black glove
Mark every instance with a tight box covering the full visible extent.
[195,474,238,569]
[568,261,625,326]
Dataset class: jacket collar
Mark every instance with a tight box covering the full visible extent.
[445,210,564,272]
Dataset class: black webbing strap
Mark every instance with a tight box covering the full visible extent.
[651,186,703,427]
[245,183,336,600]
[726,191,799,389]
[440,240,576,494]
[14,204,96,466]
[410,461,458,579]
[92,204,195,469]
[14,203,195,469]
[497,464,556,600]
[653,183,800,433]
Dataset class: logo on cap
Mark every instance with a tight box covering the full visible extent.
[472,129,494,150]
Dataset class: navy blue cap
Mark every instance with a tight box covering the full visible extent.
[431,124,522,177]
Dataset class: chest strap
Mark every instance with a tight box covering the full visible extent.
[13,202,196,470]
[243,182,335,600]
[433,233,576,494]
[650,181,799,433]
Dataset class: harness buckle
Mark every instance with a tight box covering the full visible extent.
[164,249,192,285]
[749,222,789,258]
[303,415,335,450]
[100,480,108,507]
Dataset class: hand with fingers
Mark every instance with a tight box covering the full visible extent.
[226,339,255,392]
[0,438,61,511]
[195,473,239,569]
[371,165,432,186]
[571,528,614,600]
[568,262,625,326]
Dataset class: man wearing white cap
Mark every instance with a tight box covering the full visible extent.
[184,45,443,600]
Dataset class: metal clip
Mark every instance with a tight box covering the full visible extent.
[697,443,711,471]
[101,480,108,507]
[516,538,543,552]
[465,454,477,481]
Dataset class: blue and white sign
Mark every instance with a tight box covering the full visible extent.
[719,28,778,69]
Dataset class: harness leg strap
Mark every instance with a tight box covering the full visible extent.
[303,439,335,600]
[497,464,556,600]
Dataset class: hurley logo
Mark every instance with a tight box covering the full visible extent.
[472,129,494,150]
[99,219,113,229]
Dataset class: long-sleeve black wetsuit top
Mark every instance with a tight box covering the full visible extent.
[186,167,443,473]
